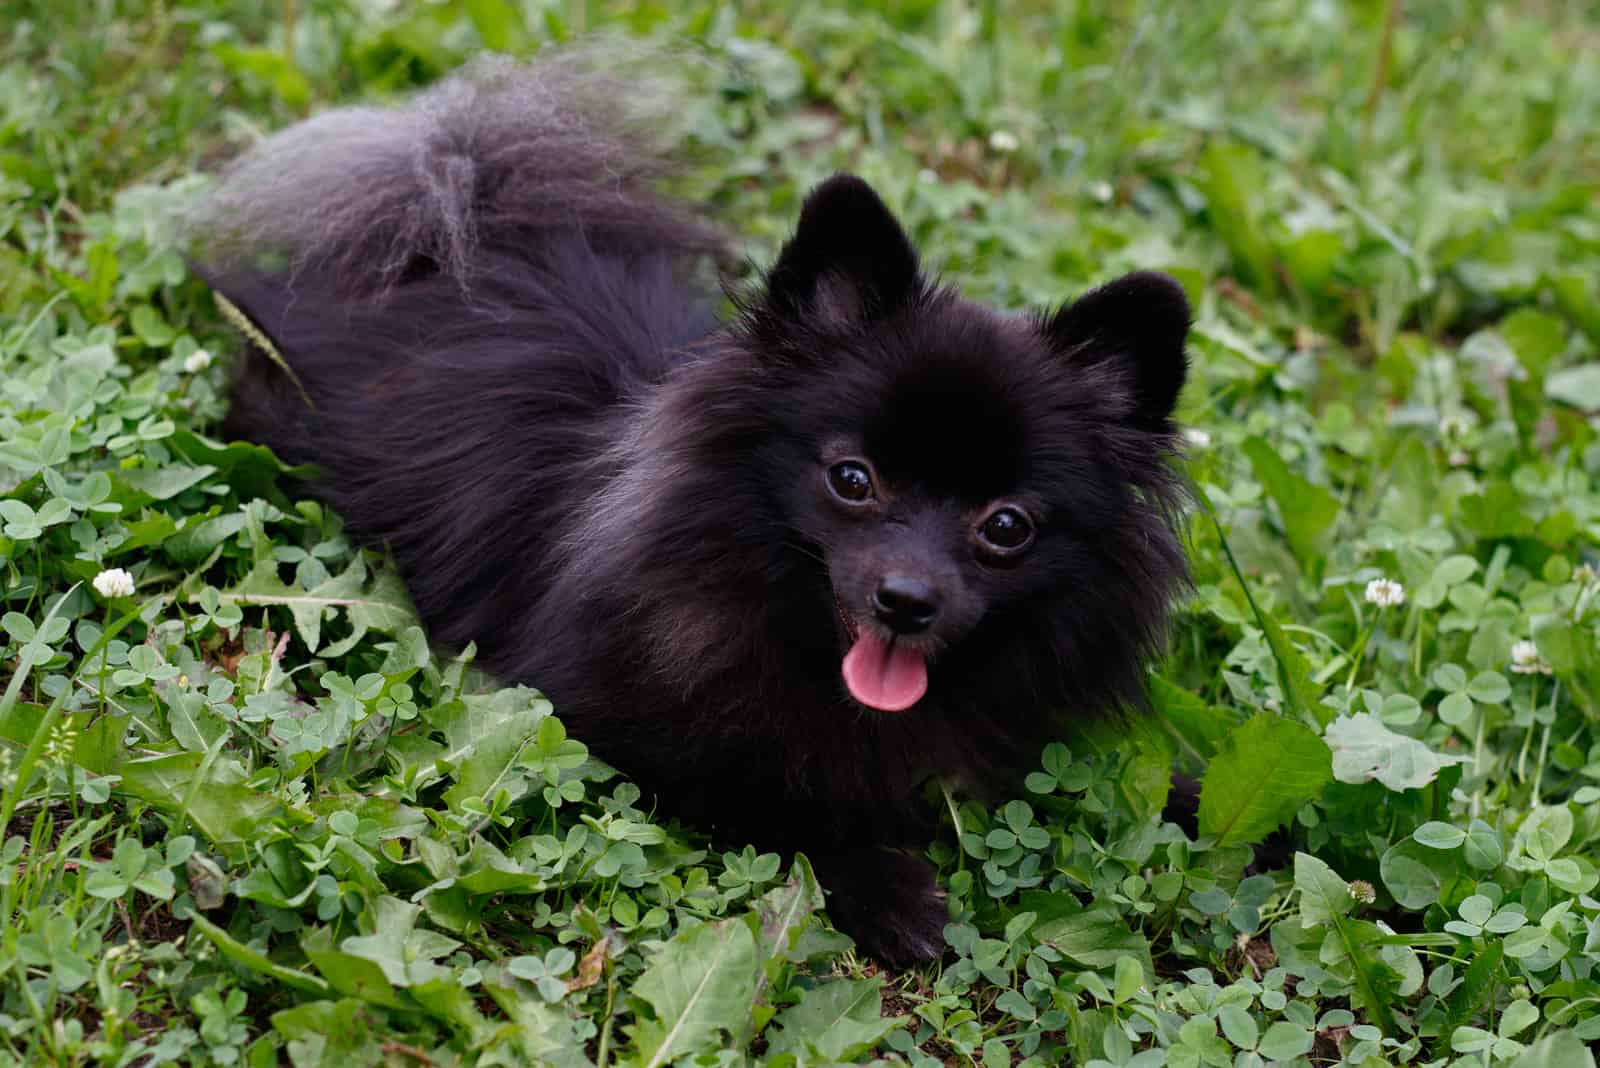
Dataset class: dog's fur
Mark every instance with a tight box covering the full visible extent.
[193,57,1191,964]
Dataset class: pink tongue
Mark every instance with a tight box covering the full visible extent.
[842,631,928,712]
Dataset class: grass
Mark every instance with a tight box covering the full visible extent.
[2,0,1599,1065]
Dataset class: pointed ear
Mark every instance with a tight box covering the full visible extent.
[1045,271,1190,426]
[763,174,922,325]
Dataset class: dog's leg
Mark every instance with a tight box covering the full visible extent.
[809,846,947,967]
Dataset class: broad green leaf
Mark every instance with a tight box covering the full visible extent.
[271,999,383,1064]
[1262,608,1328,725]
[1149,674,1236,759]
[117,463,216,502]
[464,0,529,50]
[1499,308,1566,379]
[1458,480,1535,540]
[438,688,551,813]
[1325,713,1471,791]
[1532,615,1584,673]
[1498,999,1539,1039]
[1414,821,1468,849]
[213,554,415,656]
[164,511,250,568]
[1295,853,1352,928]
[1113,955,1143,1003]
[480,983,592,1068]
[1463,820,1505,869]
[299,927,405,1009]
[1256,1022,1313,1060]
[1199,714,1332,845]
[1380,840,1459,909]
[1546,363,1600,410]
[1418,555,1479,608]
[1198,142,1276,292]
[1459,896,1494,927]
[766,978,902,1062]
[168,430,295,504]
[1033,907,1153,979]
[234,860,317,910]
[410,977,495,1037]
[340,897,457,988]
[1550,269,1600,342]
[1296,854,1398,1031]
[320,565,416,658]
[1217,1003,1259,1050]
[1518,805,1574,863]
[753,856,825,965]
[1451,1026,1497,1054]
[117,753,284,849]
[130,304,177,346]
[452,837,548,895]
[628,918,759,1068]
[1466,672,1511,705]
[166,690,228,754]
[1439,692,1475,726]
[1502,1029,1597,1068]
[1242,436,1340,568]
[993,989,1036,1021]
[1545,856,1598,895]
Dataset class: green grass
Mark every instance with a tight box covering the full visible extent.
[3,1,1599,1065]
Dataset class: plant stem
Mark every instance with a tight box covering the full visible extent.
[282,0,297,61]
[1362,0,1404,145]
[1469,712,1488,821]
[1343,615,1375,693]
[596,966,618,1068]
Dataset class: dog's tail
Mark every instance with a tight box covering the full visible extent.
[189,47,729,462]
[188,47,726,301]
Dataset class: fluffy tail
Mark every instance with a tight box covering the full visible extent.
[189,48,730,465]
[189,48,726,300]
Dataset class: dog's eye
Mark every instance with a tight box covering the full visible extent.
[978,507,1033,554]
[826,461,875,503]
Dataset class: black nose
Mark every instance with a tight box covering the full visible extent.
[872,575,940,634]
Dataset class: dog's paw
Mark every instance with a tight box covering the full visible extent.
[855,880,948,968]
[815,849,948,968]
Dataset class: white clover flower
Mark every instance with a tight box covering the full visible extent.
[92,567,135,599]
[1183,427,1212,449]
[1089,179,1114,204]
[1439,414,1471,439]
[988,129,1020,153]
[1448,448,1470,467]
[1364,577,1405,608]
[184,348,213,374]
[1510,639,1552,675]
[1575,563,1596,586]
[1348,879,1377,905]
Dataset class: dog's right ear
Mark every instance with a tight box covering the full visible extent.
[1043,271,1191,429]
[763,174,923,326]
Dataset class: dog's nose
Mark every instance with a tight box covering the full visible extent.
[872,575,940,634]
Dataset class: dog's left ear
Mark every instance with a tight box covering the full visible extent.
[764,174,922,326]
[1044,271,1190,427]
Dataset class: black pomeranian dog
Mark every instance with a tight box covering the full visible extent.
[193,56,1190,965]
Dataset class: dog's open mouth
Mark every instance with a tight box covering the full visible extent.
[834,595,929,713]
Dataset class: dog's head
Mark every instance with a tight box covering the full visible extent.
[740,175,1192,714]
